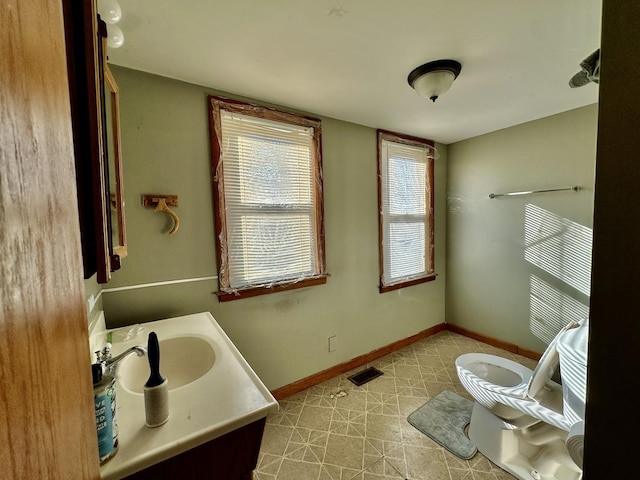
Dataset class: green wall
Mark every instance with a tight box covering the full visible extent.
[102,66,447,390]
[446,104,598,352]
[87,65,597,389]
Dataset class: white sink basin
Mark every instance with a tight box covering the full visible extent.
[118,335,216,394]
[99,312,279,480]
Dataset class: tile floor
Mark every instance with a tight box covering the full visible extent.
[255,329,539,480]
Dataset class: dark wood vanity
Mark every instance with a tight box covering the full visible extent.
[124,418,266,480]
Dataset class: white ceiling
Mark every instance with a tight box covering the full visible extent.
[107,0,602,145]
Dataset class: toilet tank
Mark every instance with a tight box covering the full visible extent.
[556,319,589,425]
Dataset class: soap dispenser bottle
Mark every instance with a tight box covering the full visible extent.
[92,363,119,464]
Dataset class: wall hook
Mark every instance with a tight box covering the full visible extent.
[142,194,180,236]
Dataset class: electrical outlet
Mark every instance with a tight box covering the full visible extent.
[87,294,97,314]
[328,335,337,352]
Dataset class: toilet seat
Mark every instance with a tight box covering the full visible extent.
[457,353,570,430]
[456,353,532,399]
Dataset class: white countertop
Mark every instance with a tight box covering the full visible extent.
[97,312,279,480]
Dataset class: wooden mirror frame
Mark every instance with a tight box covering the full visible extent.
[63,0,125,283]
[103,40,127,261]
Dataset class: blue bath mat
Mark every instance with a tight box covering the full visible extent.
[407,390,477,459]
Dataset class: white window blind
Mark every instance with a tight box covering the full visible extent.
[219,110,320,290]
[379,134,434,289]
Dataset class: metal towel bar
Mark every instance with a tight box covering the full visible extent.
[489,186,581,199]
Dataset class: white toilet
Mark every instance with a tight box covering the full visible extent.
[455,319,588,480]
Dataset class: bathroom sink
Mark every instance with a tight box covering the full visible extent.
[98,312,279,480]
[118,335,216,394]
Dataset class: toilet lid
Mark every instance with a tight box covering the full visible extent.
[557,319,589,367]
[526,319,582,401]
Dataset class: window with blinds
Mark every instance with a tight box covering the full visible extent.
[377,130,436,292]
[208,96,326,301]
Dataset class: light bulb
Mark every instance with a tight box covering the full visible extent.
[107,24,124,49]
[413,71,456,102]
[98,0,122,25]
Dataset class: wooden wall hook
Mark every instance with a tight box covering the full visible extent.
[142,194,180,236]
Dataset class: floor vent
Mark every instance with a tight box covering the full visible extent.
[347,367,383,386]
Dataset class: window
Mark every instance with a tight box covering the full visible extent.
[377,130,436,292]
[208,96,326,301]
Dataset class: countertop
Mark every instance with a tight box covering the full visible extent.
[97,312,279,480]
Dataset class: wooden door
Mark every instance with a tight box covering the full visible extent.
[585,1,640,478]
[0,0,100,478]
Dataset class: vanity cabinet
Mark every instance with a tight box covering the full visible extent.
[124,418,266,480]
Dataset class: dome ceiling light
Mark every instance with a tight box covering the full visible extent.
[408,59,462,102]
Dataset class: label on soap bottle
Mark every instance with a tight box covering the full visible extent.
[95,375,118,464]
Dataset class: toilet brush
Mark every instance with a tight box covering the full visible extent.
[144,331,170,427]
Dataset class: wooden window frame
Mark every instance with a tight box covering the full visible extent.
[208,96,327,302]
[377,129,436,293]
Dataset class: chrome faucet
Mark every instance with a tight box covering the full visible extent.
[96,343,147,375]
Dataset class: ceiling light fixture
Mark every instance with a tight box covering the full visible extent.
[98,0,121,24]
[98,0,124,48]
[408,59,462,102]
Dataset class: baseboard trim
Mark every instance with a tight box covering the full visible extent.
[271,323,542,401]
[271,323,447,400]
[445,324,541,360]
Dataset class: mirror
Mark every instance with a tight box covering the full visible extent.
[103,62,127,261]
[63,4,127,283]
